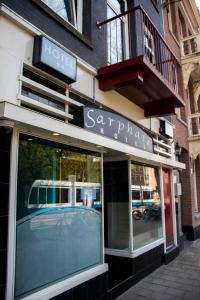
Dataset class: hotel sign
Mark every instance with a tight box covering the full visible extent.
[74,107,153,153]
[33,35,77,83]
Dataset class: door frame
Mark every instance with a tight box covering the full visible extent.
[160,167,177,252]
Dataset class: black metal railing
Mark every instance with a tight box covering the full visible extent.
[97,5,179,93]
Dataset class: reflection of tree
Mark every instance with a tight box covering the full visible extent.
[17,139,101,219]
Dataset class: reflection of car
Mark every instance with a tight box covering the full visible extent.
[27,180,102,210]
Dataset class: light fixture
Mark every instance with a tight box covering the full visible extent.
[96,145,102,148]
[52,132,60,136]
[175,142,182,156]
[27,138,33,141]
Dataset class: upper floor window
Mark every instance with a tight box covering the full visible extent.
[151,0,159,11]
[107,0,125,64]
[42,0,83,32]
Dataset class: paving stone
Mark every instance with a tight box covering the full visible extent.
[116,241,200,300]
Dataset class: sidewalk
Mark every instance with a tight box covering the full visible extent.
[116,240,200,300]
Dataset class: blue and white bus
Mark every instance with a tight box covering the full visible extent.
[27,180,102,210]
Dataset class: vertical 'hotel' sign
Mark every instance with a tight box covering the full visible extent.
[33,35,77,83]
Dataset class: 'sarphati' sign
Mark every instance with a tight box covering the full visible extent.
[74,107,153,153]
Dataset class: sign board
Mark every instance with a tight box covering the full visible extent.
[33,35,77,83]
[74,107,153,153]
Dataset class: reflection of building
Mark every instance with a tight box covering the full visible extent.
[0,1,188,299]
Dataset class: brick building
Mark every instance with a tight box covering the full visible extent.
[163,0,200,241]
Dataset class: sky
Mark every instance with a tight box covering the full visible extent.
[195,0,200,10]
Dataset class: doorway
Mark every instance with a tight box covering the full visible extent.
[163,168,174,248]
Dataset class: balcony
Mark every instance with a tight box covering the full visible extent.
[96,6,184,117]
[180,34,200,61]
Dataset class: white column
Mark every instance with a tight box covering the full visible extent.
[6,128,19,300]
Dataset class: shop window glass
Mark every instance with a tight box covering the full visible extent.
[131,163,162,250]
[15,134,102,298]
[104,161,129,250]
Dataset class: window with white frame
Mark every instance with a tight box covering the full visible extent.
[42,0,83,32]
[15,134,103,298]
[107,0,125,64]
[144,25,155,64]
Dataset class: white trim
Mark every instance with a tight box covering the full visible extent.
[6,128,19,300]
[6,127,108,300]
[159,167,166,253]
[19,75,81,107]
[154,147,172,158]
[0,101,186,170]
[0,4,97,75]
[193,159,198,212]
[170,169,178,247]
[128,159,134,252]
[19,95,73,120]
[20,264,108,300]
[77,0,83,33]
[101,152,105,263]
[131,238,164,257]
[105,238,164,258]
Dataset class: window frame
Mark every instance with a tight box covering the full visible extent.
[6,131,107,300]
[107,0,127,65]
[151,0,159,12]
[144,25,155,65]
[32,0,93,48]
[41,0,82,32]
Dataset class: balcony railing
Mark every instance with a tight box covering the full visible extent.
[97,5,179,94]
[188,114,200,137]
[181,34,200,57]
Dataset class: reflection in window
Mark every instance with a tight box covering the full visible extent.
[131,163,162,250]
[107,0,124,64]
[42,0,83,31]
[15,134,102,298]
[144,26,155,64]
[43,0,73,23]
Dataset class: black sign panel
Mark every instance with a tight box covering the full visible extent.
[74,107,153,153]
[33,35,77,84]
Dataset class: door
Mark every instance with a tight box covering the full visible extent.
[163,168,174,248]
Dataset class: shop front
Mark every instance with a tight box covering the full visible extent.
[1,98,185,299]
[0,14,185,299]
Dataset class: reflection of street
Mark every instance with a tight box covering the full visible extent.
[132,206,162,250]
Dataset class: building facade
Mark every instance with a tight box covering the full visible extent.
[0,0,186,299]
[163,0,200,241]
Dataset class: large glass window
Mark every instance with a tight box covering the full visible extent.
[15,134,102,298]
[104,161,129,250]
[131,163,162,250]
